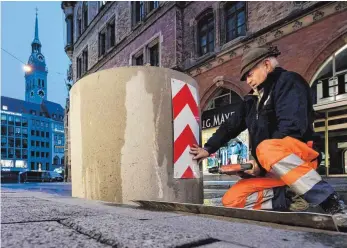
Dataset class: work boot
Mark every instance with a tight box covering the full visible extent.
[320,192,347,231]
[286,188,309,212]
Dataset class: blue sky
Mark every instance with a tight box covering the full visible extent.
[1,1,69,107]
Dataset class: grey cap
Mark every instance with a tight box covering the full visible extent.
[240,46,281,81]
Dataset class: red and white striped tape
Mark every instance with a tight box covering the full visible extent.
[171,78,200,179]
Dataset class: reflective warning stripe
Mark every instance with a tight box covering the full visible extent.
[271,153,321,196]
[271,154,304,176]
[290,169,322,195]
[245,189,274,210]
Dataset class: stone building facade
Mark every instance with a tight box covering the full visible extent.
[62,1,347,178]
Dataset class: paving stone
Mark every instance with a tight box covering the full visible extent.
[1,222,109,248]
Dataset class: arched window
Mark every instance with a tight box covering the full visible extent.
[225,2,246,42]
[310,44,347,105]
[197,11,215,56]
[53,155,60,165]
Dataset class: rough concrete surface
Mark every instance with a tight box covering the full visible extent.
[2,189,347,248]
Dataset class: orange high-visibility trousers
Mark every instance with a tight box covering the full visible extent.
[222,137,334,210]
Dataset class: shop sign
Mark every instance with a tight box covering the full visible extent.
[202,103,241,130]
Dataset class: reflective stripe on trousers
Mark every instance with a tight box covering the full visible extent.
[256,136,334,205]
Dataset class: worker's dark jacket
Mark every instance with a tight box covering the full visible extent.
[204,67,320,174]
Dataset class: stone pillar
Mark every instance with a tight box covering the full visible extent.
[69,67,203,205]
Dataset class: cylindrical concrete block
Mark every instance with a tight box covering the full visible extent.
[69,67,203,205]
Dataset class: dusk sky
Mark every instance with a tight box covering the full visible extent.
[1,1,69,107]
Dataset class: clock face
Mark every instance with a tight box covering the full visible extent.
[37,54,44,62]
[38,89,45,98]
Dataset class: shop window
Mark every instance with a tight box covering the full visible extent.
[1,125,7,136]
[8,126,14,136]
[1,137,7,146]
[1,115,7,124]
[23,139,28,149]
[225,2,246,42]
[8,138,14,147]
[198,12,214,56]
[1,148,7,158]
[8,148,14,158]
[8,116,14,125]
[15,149,21,159]
[22,118,28,127]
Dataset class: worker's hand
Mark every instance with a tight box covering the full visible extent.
[189,144,209,161]
[243,160,261,176]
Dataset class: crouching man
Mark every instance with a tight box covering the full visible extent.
[190,46,346,227]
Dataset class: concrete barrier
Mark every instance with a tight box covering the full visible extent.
[69,67,203,205]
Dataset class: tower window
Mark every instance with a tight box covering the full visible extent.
[225,2,246,42]
[198,12,215,56]
[38,79,41,87]
[42,80,45,88]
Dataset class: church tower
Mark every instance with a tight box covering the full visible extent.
[25,10,48,104]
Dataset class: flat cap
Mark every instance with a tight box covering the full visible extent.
[240,46,281,81]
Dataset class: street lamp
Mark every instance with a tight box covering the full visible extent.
[23,64,32,72]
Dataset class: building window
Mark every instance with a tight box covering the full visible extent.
[30,110,36,115]
[31,162,35,170]
[98,1,107,10]
[36,141,40,147]
[22,139,28,149]
[41,131,44,137]
[15,117,21,126]
[53,156,60,165]
[66,15,73,45]
[31,140,35,146]
[23,128,28,137]
[8,138,14,147]
[46,132,49,138]
[61,157,65,165]
[41,141,44,147]
[198,12,215,56]
[1,115,7,124]
[1,148,7,158]
[133,53,144,66]
[46,142,49,148]
[15,127,21,137]
[149,43,159,66]
[46,152,49,158]
[38,79,41,87]
[225,2,246,42]
[98,30,106,57]
[8,116,14,125]
[15,149,21,159]
[1,125,6,136]
[31,130,35,136]
[36,151,39,157]
[8,148,14,158]
[149,1,159,12]
[22,118,28,127]
[133,1,145,25]
[23,150,28,159]
[41,152,45,158]
[77,16,82,37]
[45,163,49,170]
[15,138,21,148]
[107,19,115,49]
[31,151,35,157]
[8,126,14,136]
[83,48,88,75]
[1,137,6,146]
[82,2,88,30]
[36,130,40,136]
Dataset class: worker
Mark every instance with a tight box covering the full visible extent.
[190,46,346,224]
